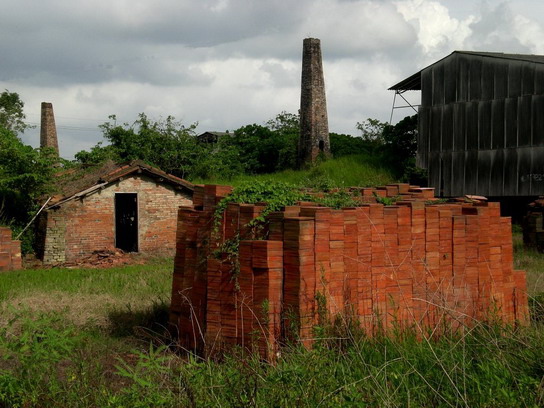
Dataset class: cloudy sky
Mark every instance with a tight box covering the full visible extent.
[2,0,544,159]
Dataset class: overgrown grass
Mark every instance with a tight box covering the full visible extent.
[0,259,172,302]
[1,308,543,407]
[0,259,173,334]
[194,153,396,188]
[514,227,544,295]
[0,237,543,407]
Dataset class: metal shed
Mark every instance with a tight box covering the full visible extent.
[390,51,544,197]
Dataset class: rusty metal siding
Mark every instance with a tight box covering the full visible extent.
[505,97,518,148]
[429,152,440,192]
[465,150,479,194]
[532,95,544,146]
[466,101,478,150]
[469,57,482,100]
[477,150,492,196]
[508,62,522,97]
[518,147,532,195]
[478,101,492,150]
[421,68,433,106]
[442,104,454,151]
[522,63,535,95]
[457,54,470,102]
[489,149,504,196]
[444,57,457,104]
[417,52,544,197]
[518,96,532,146]
[453,103,466,151]
[491,99,505,149]
[504,149,518,194]
[451,152,465,196]
[432,63,445,105]
[494,62,508,99]
[430,107,442,151]
[482,59,494,100]
[417,107,429,168]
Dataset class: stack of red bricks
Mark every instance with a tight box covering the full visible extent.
[305,183,437,203]
[169,184,529,359]
[0,227,22,271]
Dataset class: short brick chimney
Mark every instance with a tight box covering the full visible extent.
[40,102,59,155]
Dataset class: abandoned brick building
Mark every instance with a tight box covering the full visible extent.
[34,102,194,264]
[36,160,194,264]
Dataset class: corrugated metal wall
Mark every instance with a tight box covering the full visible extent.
[418,53,544,197]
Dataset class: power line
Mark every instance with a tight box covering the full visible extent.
[25,113,107,123]
[25,121,101,132]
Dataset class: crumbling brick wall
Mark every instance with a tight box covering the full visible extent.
[169,184,529,359]
[42,175,192,264]
[0,227,22,271]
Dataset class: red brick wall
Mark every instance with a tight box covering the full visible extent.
[169,184,530,359]
[43,175,192,264]
[0,227,22,271]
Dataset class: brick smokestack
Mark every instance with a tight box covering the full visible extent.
[298,38,330,167]
[40,102,59,155]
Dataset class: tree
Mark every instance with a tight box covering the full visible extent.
[0,90,32,134]
[356,118,387,144]
[74,142,119,165]
[330,132,373,157]
[75,114,206,179]
[381,114,423,183]
[0,127,56,252]
[265,111,299,133]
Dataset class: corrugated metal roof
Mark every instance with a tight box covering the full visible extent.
[388,51,544,91]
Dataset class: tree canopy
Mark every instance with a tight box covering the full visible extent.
[0,90,32,134]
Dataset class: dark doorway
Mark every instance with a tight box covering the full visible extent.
[319,140,325,152]
[115,193,138,252]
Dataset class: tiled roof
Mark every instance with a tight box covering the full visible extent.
[49,160,193,206]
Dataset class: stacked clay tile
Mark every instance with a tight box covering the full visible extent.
[0,227,22,272]
[169,184,529,359]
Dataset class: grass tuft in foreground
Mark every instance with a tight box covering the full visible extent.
[0,232,543,407]
[1,308,544,407]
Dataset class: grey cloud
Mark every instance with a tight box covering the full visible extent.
[6,0,544,162]
[465,2,531,52]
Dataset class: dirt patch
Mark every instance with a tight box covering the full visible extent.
[60,249,147,269]
[23,249,152,269]
[0,290,164,332]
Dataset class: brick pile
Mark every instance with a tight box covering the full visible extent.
[0,227,22,272]
[169,184,529,359]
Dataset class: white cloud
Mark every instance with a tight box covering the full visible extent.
[513,15,544,54]
[395,0,476,59]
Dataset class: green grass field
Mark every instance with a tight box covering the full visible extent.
[0,230,543,407]
[193,153,396,188]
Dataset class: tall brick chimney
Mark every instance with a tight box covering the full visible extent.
[298,38,330,167]
[40,102,59,155]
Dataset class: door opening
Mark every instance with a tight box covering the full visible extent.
[319,140,325,152]
[115,193,138,252]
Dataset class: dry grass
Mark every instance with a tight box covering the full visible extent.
[513,230,544,296]
[0,290,169,332]
[0,261,173,338]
